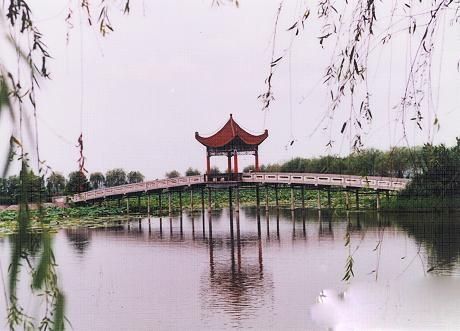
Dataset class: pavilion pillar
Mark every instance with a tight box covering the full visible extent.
[255,150,259,171]
[233,150,239,174]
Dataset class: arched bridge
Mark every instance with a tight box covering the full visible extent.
[72,172,409,203]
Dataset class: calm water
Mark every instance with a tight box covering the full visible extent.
[1,208,460,330]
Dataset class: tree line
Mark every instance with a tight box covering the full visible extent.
[2,143,458,205]
[0,167,206,205]
[0,168,145,205]
[245,146,429,178]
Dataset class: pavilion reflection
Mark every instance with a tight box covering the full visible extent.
[202,209,273,323]
[64,228,92,255]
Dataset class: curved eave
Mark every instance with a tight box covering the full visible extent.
[195,129,268,148]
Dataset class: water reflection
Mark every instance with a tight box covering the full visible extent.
[65,228,92,255]
[396,213,460,275]
[2,208,457,330]
[202,209,273,327]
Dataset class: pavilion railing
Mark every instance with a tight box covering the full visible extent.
[205,173,242,182]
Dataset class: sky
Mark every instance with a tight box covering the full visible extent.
[1,0,459,179]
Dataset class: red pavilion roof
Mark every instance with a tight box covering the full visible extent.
[195,114,268,148]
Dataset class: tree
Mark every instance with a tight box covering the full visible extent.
[105,168,127,187]
[209,166,221,175]
[46,172,66,197]
[185,167,201,176]
[89,172,105,189]
[127,171,145,183]
[165,170,181,178]
[66,171,90,194]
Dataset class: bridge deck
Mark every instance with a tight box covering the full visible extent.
[72,172,409,203]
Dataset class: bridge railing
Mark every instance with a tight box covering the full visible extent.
[241,172,409,191]
[72,175,205,203]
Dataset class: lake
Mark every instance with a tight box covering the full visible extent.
[1,207,459,330]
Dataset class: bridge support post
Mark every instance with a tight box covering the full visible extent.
[345,191,350,210]
[229,187,234,235]
[126,196,130,214]
[117,198,121,208]
[207,187,213,235]
[376,190,381,210]
[168,191,172,217]
[301,186,305,210]
[147,193,151,220]
[137,195,141,212]
[265,186,269,213]
[158,192,162,217]
[201,187,205,236]
[290,186,295,211]
[208,187,212,213]
[355,190,360,210]
[190,189,194,215]
[327,188,332,208]
[228,187,233,211]
[235,187,240,213]
[179,191,183,215]
[275,185,279,210]
[317,190,321,210]
[255,185,260,211]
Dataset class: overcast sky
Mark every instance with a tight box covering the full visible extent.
[1,0,459,179]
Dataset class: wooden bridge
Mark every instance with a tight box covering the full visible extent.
[72,172,409,204]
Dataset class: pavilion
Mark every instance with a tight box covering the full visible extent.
[195,114,268,178]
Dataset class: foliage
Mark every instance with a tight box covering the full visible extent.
[105,168,127,187]
[402,139,460,198]
[209,166,221,175]
[127,171,145,183]
[259,146,424,178]
[66,171,90,194]
[1,170,46,205]
[165,170,181,178]
[185,167,201,176]
[89,172,105,189]
[47,172,66,197]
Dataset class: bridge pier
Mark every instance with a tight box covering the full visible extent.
[265,186,269,213]
[327,188,332,208]
[126,196,130,214]
[207,187,212,213]
[301,186,305,210]
[168,191,172,217]
[208,188,213,237]
[235,187,240,213]
[147,193,151,220]
[345,191,350,210]
[190,189,194,214]
[179,191,183,215]
[229,187,234,237]
[317,190,321,210]
[256,185,260,211]
[290,186,295,211]
[355,190,360,210]
[158,191,163,217]
[376,190,381,210]
[275,185,279,210]
[137,195,141,213]
[201,187,205,237]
